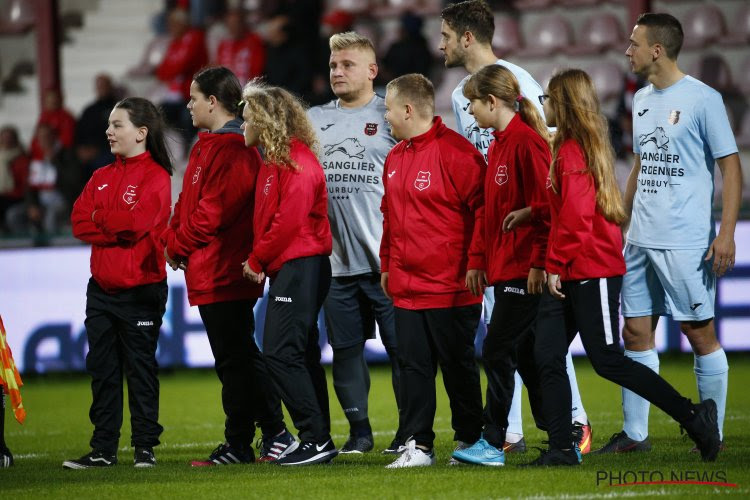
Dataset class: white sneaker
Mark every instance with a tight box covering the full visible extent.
[447,441,470,465]
[385,440,436,468]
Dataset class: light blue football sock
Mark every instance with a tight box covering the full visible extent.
[506,371,524,438]
[622,348,659,441]
[566,350,587,424]
[695,348,728,441]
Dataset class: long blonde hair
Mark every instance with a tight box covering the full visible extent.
[463,64,549,144]
[546,69,625,224]
[240,79,319,170]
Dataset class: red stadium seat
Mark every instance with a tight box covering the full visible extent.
[513,0,554,10]
[682,3,726,49]
[736,55,750,95]
[517,14,573,57]
[0,0,34,34]
[327,0,371,14]
[566,12,625,55]
[585,61,623,102]
[720,3,750,46]
[492,15,521,56]
[691,53,733,93]
[532,63,564,91]
[558,0,600,6]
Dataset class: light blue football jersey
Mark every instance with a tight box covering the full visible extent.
[629,76,737,249]
[452,59,546,160]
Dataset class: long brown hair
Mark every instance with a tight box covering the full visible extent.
[240,79,319,170]
[546,69,625,224]
[463,64,549,144]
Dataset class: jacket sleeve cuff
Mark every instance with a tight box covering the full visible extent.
[467,255,485,270]
[247,254,263,274]
[546,258,564,276]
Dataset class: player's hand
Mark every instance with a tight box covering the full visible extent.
[242,261,265,284]
[527,268,545,295]
[706,231,735,277]
[503,207,532,232]
[164,247,181,271]
[547,273,565,300]
[381,272,391,300]
[465,269,487,297]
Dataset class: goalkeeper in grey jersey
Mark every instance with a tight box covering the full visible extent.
[308,31,404,454]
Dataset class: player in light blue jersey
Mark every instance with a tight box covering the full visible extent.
[439,0,592,457]
[596,12,743,455]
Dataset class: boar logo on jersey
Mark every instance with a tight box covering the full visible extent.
[414,171,431,191]
[638,127,669,151]
[364,123,378,136]
[122,185,138,205]
[495,165,508,186]
[324,138,365,159]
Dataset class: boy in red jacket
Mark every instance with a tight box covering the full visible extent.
[380,73,486,468]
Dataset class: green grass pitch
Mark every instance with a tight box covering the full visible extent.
[2,353,748,498]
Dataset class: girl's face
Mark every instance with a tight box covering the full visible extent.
[106,107,146,158]
[241,105,260,147]
[468,97,494,129]
[542,92,556,128]
[187,80,212,129]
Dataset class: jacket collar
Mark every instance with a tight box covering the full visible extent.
[491,113,521,142]
[115,150,151,167]
[406,116,443,151]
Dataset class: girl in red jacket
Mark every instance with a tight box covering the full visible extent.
[161,67,295,467]
[65,97,172,469]
[240,81,336,466]
[451,64,550,467]
[529,69,720,466]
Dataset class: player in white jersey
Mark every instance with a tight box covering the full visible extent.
[307,32,404,455]
[596,12,742,455]
[439,0,592,456]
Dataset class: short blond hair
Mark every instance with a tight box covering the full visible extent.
[329,31,376,57]
[386,73,435,119]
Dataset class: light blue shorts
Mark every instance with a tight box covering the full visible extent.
[622,243,716,321]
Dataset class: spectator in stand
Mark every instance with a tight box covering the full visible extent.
[0,126,29,234]
[75,74,118,178]
[6,124,83,241]
[213,8,265,85]
[30,88,76,160]
[155,7,208,148]
[382,11,433,82]
[262,14,313,101]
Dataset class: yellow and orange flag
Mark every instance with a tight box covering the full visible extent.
[0,315,25,424]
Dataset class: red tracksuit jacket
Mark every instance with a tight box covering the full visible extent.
[380,117,485,310]
[474,115,551,283]
[247,139,332,277]
[545,139,625,280]
[71,151,171,292]
[161,128,263,306]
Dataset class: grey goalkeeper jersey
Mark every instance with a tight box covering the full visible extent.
[308,94,397,277]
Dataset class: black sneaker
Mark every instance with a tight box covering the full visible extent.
[381,436,406,455]
[134,447,156,468]
[62,450,117,469]
[339,434,374,454]
[1,447,13,468]
[190,443,254,467]
[276,439,338,466]
[592,431,652,454]
[257,428,299,462]
[680,399,721,462]
[521,447,581,467]
[502,437,527,454]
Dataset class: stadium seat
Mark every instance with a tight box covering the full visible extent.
[691,53,733,93]
[0,0,34,34]
[327,0,370,14]
[720,3,750,46]
[736,55,750,95]
[517,14,573,57]
[585,61,623,102]
[513,0,554,10]
[558,0,600,6]
[566,12,624,55]
[434,67,467,112]
[492,15,521,57]
[682,3,726,49]
[532,62,563,91]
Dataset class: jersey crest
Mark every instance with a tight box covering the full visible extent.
[122,185,138,205]
[364,123,378,136]
[495,165,508,186]
[414,171,431,191]
[668,110,681,125]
